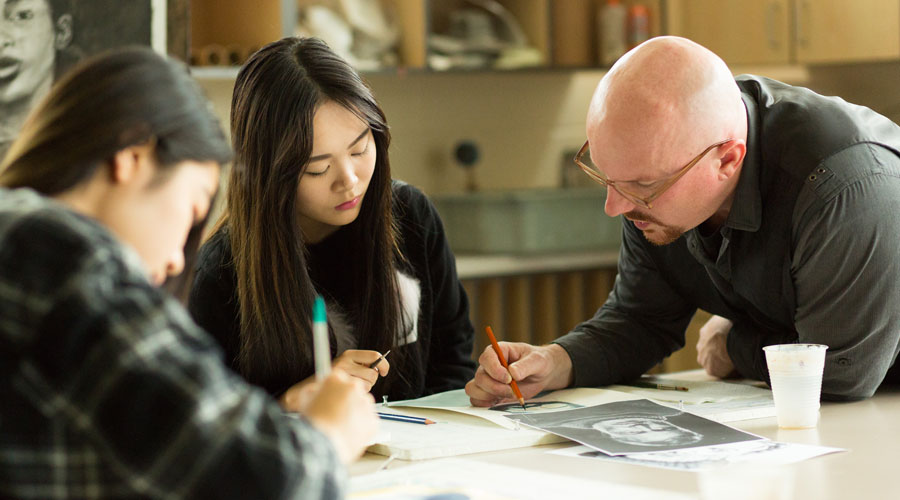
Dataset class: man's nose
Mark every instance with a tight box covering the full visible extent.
[604,187,637,218]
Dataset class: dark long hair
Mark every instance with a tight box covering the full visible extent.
[225,37,407,395]
[0,47,232,299]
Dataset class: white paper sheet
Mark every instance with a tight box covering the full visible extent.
[551,440,845,471]
[609,377,776,422]
[350,458,696,499]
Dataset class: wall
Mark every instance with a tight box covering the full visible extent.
[196,62,900,199]
[805,61,900,125]
[197,69,605,196]
[363,70,605,195]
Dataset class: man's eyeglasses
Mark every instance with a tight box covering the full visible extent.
[574,139,732,209]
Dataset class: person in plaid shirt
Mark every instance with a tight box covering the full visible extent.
[0,47,377,499]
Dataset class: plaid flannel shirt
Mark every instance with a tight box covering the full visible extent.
[0,188,345,499]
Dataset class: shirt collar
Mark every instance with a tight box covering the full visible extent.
[723,93,764,232]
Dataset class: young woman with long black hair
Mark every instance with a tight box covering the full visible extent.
[189,37,476,405]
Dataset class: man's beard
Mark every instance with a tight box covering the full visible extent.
[625,211,685,246]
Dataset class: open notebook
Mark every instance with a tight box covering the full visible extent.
[369,388,637,460]
[368,380,774,460]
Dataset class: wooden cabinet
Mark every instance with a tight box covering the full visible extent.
[794,0,900,64]
[666,0,791,65]
[666,0,900,67]
[411,0,665,70]
[189,0,900,70]
[189,0,665,71]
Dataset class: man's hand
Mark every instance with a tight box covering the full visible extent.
[696,314,738,378]
[465,342,573,407]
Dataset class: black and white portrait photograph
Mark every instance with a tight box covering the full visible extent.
[0,0,164,159]
[506,399,762,456]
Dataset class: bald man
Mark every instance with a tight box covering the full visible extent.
[466,36,900,403]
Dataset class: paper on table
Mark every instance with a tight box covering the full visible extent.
[387,387,642,430]
[609,378,776,423]
[609,378,772,404]
[552,440,845,471]
[350,458,697,500]
[367,405,566,460]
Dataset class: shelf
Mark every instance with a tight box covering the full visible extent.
[189,1,665,73]
[455,250,619,280]
[730,65,810,85]
[188,64,609,82]
[190,66,241,81]
[190,63,810,86]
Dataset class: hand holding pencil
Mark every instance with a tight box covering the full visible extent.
[304,371,378,464]
[465,334,575,408]
[484,326,527,411]
[329,349,391,391]
[310,295,390,391]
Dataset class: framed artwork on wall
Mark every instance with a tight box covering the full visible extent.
[1,0,168,159]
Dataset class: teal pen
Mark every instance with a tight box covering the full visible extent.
[312,295,330,380]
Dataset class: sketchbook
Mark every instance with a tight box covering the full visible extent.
[368,380,775,460]
[368,406,567,460]
[387,387,644,429]
[368,387,642,460]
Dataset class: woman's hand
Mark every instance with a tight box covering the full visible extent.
[331,349,391,390]
[279,349,390,412]
[302,371,378,464]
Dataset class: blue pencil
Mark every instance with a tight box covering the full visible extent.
[377,412,436,425]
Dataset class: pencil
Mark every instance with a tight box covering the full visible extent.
[485,326,527,411]
[377,412,435,425]
[368,349,391,369]
[627,381,690,392]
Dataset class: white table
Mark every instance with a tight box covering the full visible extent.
[351,372,900,499]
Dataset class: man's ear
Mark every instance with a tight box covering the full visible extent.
[55,14,73,50]
[717,140,746,181]
[110,142,155,184]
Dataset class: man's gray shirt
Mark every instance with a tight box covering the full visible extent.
[554,75,900,400]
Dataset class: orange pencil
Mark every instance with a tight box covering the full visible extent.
[485,326,526,411]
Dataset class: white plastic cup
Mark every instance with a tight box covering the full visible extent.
[763,344,828,429]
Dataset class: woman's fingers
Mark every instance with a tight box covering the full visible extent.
[332,349,391,390]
